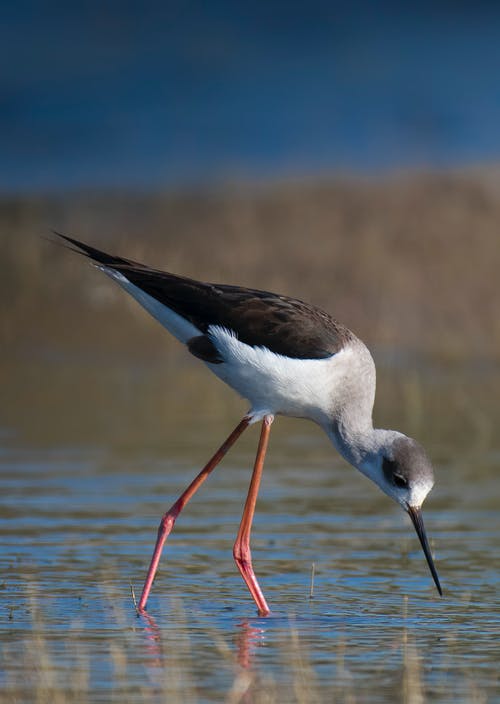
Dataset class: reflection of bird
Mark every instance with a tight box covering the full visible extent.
[56,233,442,615]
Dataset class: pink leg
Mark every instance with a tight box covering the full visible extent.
[233,414,274,616]
[138,416,250,612]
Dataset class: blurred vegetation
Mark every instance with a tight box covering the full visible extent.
[1,169,500,365]
[1,170,499,453]
[1,587,491,704]
[1,175,498,704]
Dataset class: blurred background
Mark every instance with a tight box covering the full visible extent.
[2,0,500,445]
[3,1,500,191]
[2,4,500,702]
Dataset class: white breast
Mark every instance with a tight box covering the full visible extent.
[206,326,375,426]
[97,268,376,429]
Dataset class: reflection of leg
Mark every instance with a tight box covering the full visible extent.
[139,610,162,663]
[235,619,266,671]
[138,416,251,612]
[233,415,274,616]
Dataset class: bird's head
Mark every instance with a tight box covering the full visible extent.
[368,432,442,596]
[379,434,435,509]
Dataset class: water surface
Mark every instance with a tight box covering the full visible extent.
[1,358,498,702]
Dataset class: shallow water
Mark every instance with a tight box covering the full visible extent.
[1,357,499,702]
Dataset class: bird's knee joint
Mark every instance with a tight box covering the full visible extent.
[159,513,176,534]
[233,544,251,570]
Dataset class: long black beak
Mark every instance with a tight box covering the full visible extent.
[407,505,442,596]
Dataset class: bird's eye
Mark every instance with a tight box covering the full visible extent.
[393,473,408,488]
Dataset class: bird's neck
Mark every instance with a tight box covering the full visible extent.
[320,337,383,471]
[326,417,395,479]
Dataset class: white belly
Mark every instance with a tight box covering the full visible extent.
[95,271,376,428]
[206,327,374,425]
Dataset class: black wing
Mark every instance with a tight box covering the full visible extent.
[56,233,355,360]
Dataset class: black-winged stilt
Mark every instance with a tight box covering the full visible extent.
[56,234,442,615]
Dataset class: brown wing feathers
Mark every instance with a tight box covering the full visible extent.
[56,234,354,360]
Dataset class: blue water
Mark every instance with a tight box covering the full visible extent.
[1,399,499,702]
[2,2,500,192]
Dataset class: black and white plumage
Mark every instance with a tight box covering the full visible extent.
[56,233,442,614]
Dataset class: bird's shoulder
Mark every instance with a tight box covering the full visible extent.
[208,283,356,359]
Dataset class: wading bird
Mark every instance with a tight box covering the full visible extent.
[56,234,442,615]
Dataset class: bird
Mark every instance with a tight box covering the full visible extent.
[55,233,442,615]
